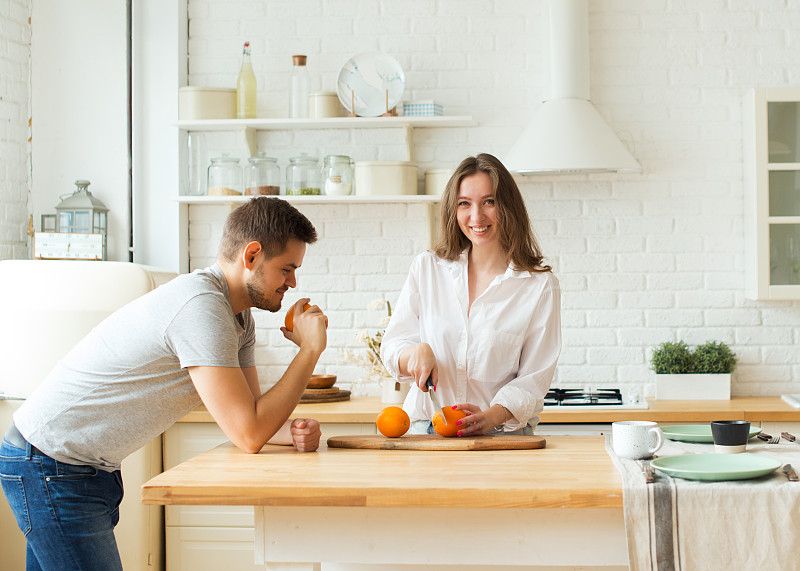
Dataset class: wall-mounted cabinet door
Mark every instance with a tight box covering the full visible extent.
[745,87,800,300]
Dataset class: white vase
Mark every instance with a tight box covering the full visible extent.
[381,377,410,404]
[654,373,731,400]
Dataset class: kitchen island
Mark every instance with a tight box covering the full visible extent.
[160,396,800,569]
[144,435,626,569]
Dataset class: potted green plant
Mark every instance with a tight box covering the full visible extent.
[651,340,737,400]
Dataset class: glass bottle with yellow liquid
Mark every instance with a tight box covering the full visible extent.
[236,41,257,119]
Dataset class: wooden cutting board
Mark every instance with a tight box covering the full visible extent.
[326,434,546,451]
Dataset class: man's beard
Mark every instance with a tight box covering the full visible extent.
[246,279,282,312]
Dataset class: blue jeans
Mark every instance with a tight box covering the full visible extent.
[0,438,124,571]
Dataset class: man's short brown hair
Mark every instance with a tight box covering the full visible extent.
[218,197,317,262]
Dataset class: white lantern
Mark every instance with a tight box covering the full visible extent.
[53,180,108,259]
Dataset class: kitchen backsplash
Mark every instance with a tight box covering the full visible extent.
[184,0,800,398]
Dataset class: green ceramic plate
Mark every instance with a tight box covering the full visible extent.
[651,454,781,481]
[661,424,761,443]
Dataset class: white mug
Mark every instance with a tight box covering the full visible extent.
[612,421,664,460]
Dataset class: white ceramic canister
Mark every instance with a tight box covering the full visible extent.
[354,161,418,196]
[179,86,236,120]
[309,91,345,118]
[424,168,455,196]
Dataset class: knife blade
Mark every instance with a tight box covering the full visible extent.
[783,464,798,482]
[425,376,445,424]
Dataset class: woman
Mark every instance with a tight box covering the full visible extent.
[380,153,561,435]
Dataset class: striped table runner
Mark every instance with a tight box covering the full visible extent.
[606,434,800,570]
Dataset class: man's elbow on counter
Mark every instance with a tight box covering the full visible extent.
[232,436,265,455]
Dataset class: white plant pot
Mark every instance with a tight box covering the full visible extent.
[381,378,410,404]
[654,373,731,400]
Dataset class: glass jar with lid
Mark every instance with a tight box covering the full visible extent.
[245,153,280,195]
[285,154,320,195]
[207,155,243,196]
[322,155,354,196]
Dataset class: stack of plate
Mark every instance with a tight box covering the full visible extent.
[301,374,350,403]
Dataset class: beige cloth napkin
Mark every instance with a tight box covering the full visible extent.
[606,434,800,571]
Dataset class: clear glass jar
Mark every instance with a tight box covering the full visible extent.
[245,154,280,195]
[285,154,320,195]
[322,155,353,196]
[207,155,242,196]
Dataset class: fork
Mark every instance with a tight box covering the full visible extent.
[640,460,655,483]
[758,433,781,444]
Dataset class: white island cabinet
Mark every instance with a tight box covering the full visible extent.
[744,87,800,300]
[162,418,376,571]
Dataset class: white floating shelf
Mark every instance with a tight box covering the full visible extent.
[175,116,475,131]
[177,195,441,205]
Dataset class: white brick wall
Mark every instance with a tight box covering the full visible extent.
[0,0,31,260]
[185,0,800,398]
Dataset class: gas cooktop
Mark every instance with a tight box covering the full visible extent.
[543,388,649,410]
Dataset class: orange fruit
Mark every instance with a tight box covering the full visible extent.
[376,406,410,438]
[432,407,467,438]
[284,303,311,332]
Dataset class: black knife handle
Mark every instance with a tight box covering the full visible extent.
[425,375,435,392]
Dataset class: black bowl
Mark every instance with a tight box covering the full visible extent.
[711,420,750,446]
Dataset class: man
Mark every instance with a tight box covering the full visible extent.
[0,197,327,571]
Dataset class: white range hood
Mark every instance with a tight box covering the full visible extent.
[504,0,641,175]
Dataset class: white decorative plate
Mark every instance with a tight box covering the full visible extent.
[337,52,405,117]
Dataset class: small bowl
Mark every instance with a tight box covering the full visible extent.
[711,420,750,454]
[307,374,337,389]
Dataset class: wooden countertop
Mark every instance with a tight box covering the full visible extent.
[141,435,622,509]
[178,396,800,424]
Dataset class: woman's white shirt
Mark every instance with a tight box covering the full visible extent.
[380,250,561,431]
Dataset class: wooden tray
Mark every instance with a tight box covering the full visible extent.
[299,389,350,403]
[326,434,546,451]
[302,387,340,396]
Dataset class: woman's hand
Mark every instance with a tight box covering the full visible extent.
[289,418,321,452]
[452,403,512,436]
[401,343,438,391]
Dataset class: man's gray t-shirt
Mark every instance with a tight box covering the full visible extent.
[13,264,255,471]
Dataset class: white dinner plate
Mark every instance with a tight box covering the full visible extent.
[337,52,405,117]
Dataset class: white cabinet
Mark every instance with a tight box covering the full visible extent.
[745,87,800,300]
[163,420,375,571]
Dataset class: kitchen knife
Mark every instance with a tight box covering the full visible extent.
[425,376,446,424]
[783,464,798,482]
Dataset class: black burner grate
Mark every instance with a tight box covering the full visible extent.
[544,388,623,406]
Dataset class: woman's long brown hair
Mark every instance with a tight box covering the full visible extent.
[433,153,551,273]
